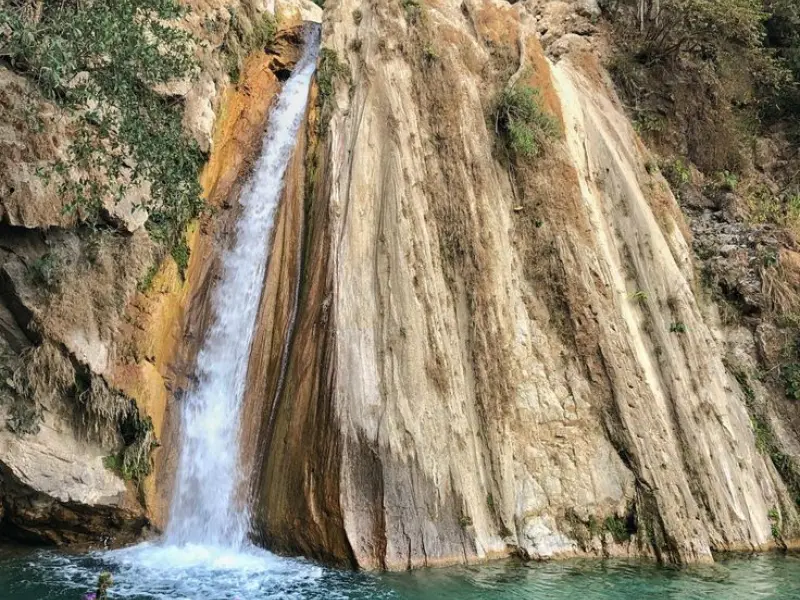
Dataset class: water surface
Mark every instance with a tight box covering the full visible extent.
[2,545,799,599]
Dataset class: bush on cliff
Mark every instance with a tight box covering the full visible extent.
[605,0,793,173]
[0,0,204,252]
[494,83,559,159]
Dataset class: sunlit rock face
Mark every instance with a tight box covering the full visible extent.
[251,0,799,570]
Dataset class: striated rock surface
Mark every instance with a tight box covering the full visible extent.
[251,0,800,570]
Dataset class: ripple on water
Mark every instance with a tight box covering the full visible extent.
[2,548,800,599]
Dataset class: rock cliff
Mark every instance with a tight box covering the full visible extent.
[251,0,800,569]
[2,0,800,573]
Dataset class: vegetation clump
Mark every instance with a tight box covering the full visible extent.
[402,0,423,23]
[494,84,559,159]
[768,506,781,540]
[0,0,205,257]
[781,362,800,401]
[316,48,349,132]
[732,367,800,507]
[104,411,158,484]
[223,8,277,83]
[669,321,687,333]
[604,515,634,543]
[28,253,60,290]
[606,0,798,173]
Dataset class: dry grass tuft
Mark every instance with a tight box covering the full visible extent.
[762,250,800,315]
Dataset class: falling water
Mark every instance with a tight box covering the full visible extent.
[166,24,320,548]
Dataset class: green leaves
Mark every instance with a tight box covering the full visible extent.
[495,84,559,159]
[316,48,349,132]
[1,0,204,253]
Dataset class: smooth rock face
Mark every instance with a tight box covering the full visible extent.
[0,406,146,545]
[253,0,799,570]
[0,415,126,507]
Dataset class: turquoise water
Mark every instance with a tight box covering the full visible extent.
[2,545,800,599]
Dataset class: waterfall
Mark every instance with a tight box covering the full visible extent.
[166,24,320,549]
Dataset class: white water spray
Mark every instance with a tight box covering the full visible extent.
[166,24,320,549]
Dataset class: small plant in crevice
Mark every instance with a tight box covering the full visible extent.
[662,157,691,188]
[768,507,781,540]
[669,321,687,333]
[604,515,634,543]
[629,290,649,302]
[103,410,158,485]
[781,363,800,401]
[494,83,559,159]
[316,48,349,133]
[138,263,160,294]
[352,8,363,24]
[28,253,60,290]
[422,44,439,64]
[171,235,191,280]
[459,514,473,529]
[714,170,739,192]
[402,0,423,23]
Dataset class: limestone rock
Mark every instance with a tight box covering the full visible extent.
[104,180,151,233]
[273,0,323,24]
[252,0,798,571]
[183,74,218,154]
[0,408,146,545]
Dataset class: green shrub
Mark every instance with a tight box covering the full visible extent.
[28,253,59,289]
[137,263,160,293]
[781,363,800,400]
[402,0,423,23]
[495,84,559,158]
[423,44,439,64]
[669,321,687,333]
[768,506,781,539]
[0,0,205,247]
[352,9,363,24]
[104,411,158,484]
[316,48,349,132]
[714,170,739,191]
[663,158,691,187]
[171,236,191,280]
[604,515,633,543]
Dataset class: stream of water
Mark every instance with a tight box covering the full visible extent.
[166,24,319,548]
